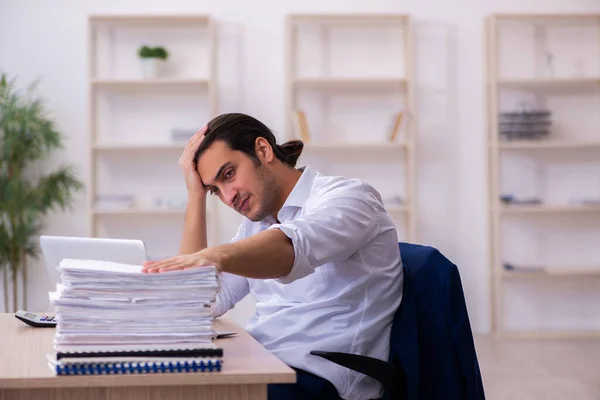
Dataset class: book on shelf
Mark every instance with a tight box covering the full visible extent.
[292,110,311,142]
[388,111,411,143]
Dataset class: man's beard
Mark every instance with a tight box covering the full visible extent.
[248,164,280,222]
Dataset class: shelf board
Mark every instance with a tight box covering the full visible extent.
[91,78,209,89]
[289,14,409,24]
[93,208,186,216]
[497,78,600,87]
[293,77,407,89]
[496,140,600,150]
[492,13,600,21]
[303,142,407,151]
[500,205,600,214]
[501,268,600,279]
[94,143,186,151]
[499,329,600,340]
[90,15,211,26]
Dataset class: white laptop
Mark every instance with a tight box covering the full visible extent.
[40,235,149,286]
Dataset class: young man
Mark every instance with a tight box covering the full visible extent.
[143,113,403,400]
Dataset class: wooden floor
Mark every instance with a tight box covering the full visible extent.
[475,335,600,400]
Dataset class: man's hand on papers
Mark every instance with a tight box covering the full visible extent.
[142,251,217,274]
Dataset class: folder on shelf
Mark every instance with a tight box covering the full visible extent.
[292,110,311,142]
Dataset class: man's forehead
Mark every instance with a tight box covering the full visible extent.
[201,140,231,157]
[196,141,235,180]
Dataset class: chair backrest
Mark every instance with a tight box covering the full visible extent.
[389,242,485,400]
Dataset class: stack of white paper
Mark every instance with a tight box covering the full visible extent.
[49,259,220,352]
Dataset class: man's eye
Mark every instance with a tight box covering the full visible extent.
[224,169,234,180]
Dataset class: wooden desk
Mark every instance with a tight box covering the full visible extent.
[0,314,295,400]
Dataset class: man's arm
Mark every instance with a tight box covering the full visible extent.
[144,183,382,281]
[210,271,250,318]
[179,196,208,254]
[208,187,381,281]
[201,229,295,279]
[177,125,208,254]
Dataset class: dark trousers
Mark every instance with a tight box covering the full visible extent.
[268,367,343,400]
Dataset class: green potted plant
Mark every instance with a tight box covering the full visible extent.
[137,45,169,78]
[0,72,84,312]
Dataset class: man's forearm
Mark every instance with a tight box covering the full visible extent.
[179,197,208,254]
[201,229,294,279]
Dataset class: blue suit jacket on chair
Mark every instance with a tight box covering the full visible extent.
[391,243,485,400]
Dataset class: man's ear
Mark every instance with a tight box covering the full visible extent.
[255,137,275,163]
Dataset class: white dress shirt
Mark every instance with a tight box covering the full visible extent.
[210,165,403,400]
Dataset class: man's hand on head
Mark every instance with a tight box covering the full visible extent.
[180,125,208,197]
[142,250,219,274]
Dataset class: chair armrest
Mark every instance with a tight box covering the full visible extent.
[310,350,406,397]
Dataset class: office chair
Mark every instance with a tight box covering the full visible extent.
[311,242,485,400]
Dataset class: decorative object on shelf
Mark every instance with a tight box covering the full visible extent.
[385,195,405,205]
[170,128,197,143]
[0,72,84,312]
[388,111,412,143]
[95,194,135,210]
[498,104,552,141]
[499,194,543,205]
[544,51,555,77]
[292,110,311,142]
[502,262,544,273]
[137,45,169,78]
[153,196,187,209]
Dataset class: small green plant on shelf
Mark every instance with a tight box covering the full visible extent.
[137,45,169,60]
[137,45,169,78]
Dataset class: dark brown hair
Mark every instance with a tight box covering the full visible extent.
[193,113,303,168]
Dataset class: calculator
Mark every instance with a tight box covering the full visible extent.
[15,310,57,328]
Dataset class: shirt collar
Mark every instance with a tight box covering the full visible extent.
[260,165,315,226]
[281,165,315,209]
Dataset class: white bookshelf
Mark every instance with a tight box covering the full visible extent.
[486,14,600,338]
[88,14,218,257]
[286,13,417,242]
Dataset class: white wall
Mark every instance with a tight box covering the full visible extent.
[1,0,599,333]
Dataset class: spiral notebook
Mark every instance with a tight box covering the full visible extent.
[48,349,223,375]
[51,357,222,375]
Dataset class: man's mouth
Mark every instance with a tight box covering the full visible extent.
[236,196,249,213]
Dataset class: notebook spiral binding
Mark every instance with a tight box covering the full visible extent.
[55,359,222,375]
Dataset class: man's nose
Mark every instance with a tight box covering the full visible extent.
[223,187,238,208]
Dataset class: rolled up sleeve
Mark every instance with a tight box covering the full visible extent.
[210,222,250,317]
[210,271,249,318]
[269,185,381,284]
